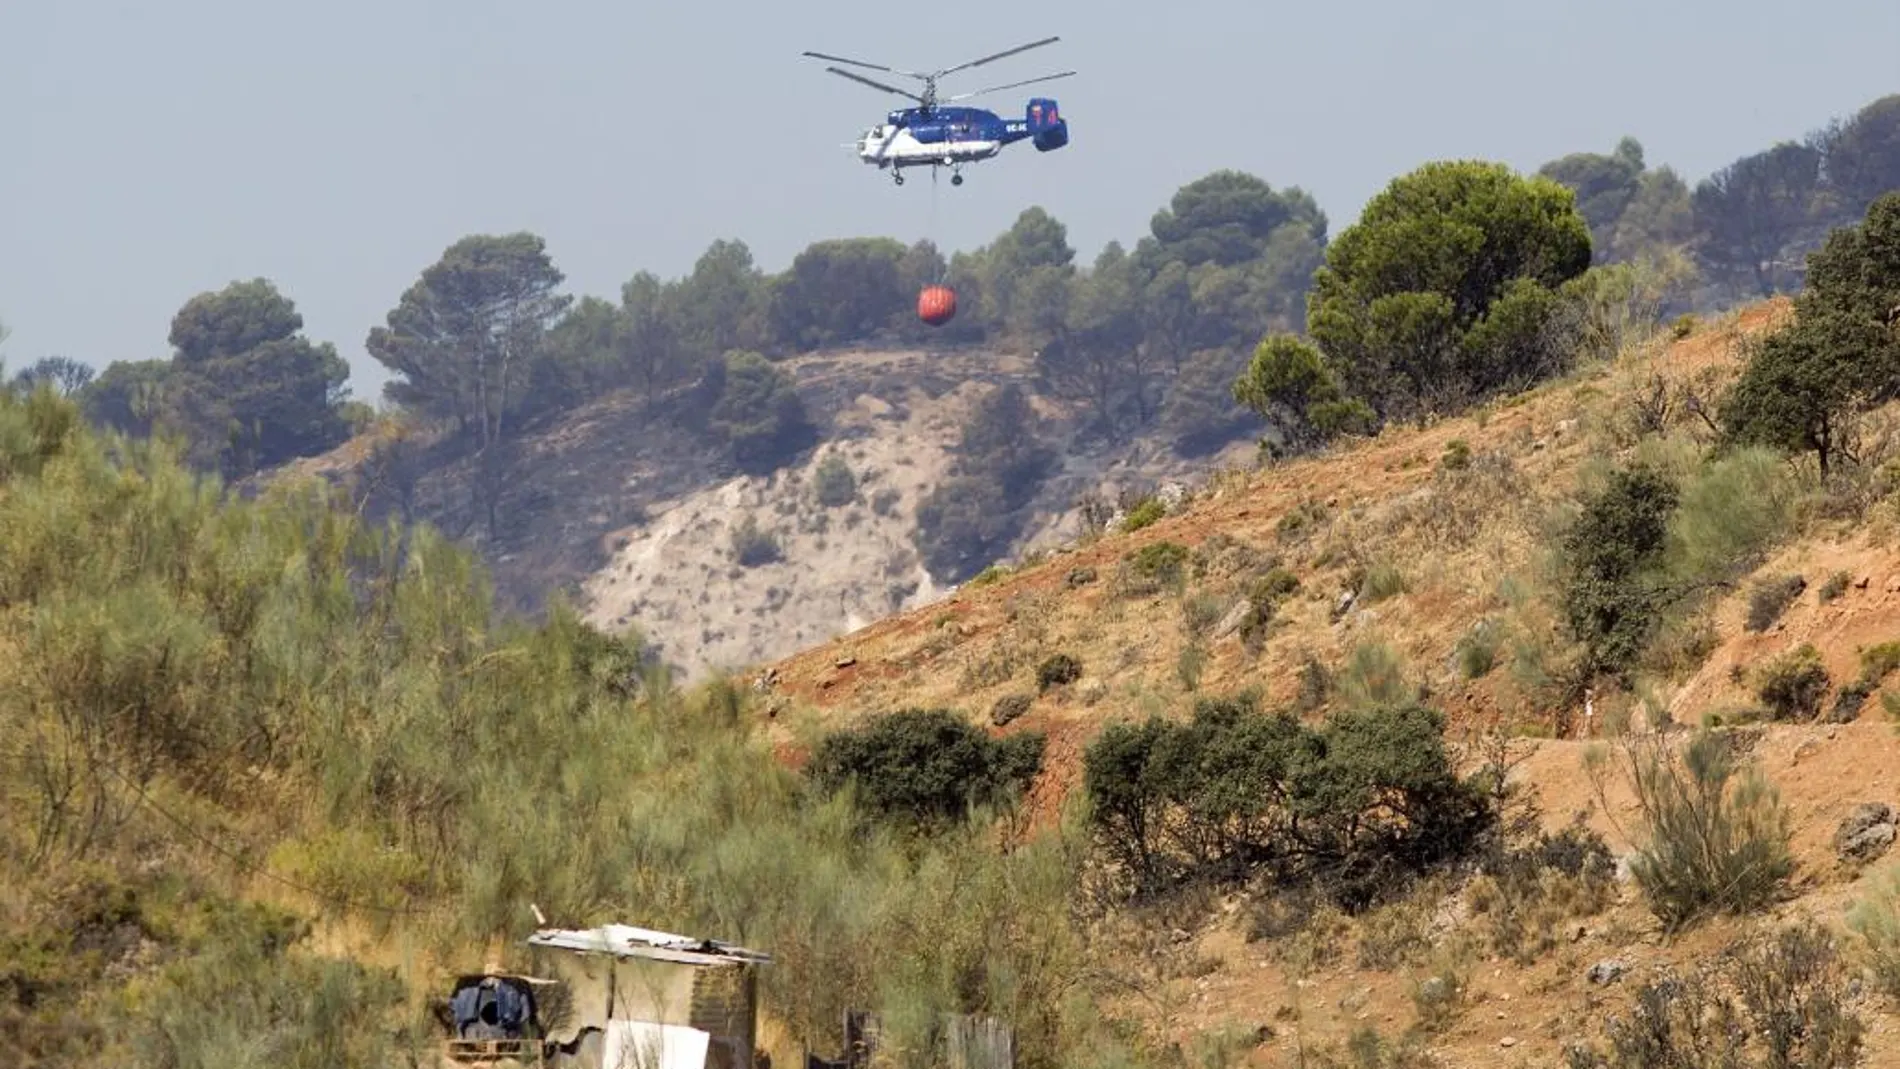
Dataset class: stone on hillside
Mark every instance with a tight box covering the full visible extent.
[991,693,1032,727]
[1613,853,1638,882]
[1332,589,1357,621]
[1212,599,1253,640]
[1835,802,1898,864]
[1587,959,1628,985]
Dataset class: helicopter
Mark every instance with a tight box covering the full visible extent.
[801,36,1073,186]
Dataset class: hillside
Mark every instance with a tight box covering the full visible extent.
[279,340,1253,680]
[17,285,1900,1069]
[750,297,1900,1066]
[14,115,1900,1067]
[758,302,1787,735]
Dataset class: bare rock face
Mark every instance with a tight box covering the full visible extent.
[1835,802,1898,864]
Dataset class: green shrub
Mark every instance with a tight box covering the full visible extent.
[1276,498,1329,542]
[1744,573,1806,632]
[0,386,1131,1069]
[1861,641,1900,684]
[1469,818,1616,964]
[1176,641,1207,692]
[1820,570,1852,603]
[1355,894,1433,970]
[1082,694,1495,909]
[1036,653,1082,691]
[1756,644,1829,720]
[1833,681,1874,722]
[1454,618,1504,679]
[1848,864,1900,1001]
[1597,730,1795,931]
[1357,560,1407,603]
[1115,541,1190,598]
[1662,445,1800,587]
[1295,656,1331,712]
[1250,566,1301,604]
[1180,592,1229,637]
[967,563,1010,586]
[1440,439,1471,471]
[111,894,419,1069]
[1235,567,1302,650]
[1121,497,1166,532]
[807,708,1044,826]
[730,514,783,566]
[812,453,857,507]
[1558,464,1681,686]
[1337,640,1411,710]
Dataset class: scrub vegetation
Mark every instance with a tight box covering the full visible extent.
[6,91,1900,1069]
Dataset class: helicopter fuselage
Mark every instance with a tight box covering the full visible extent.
[857,99,1068,172]
[803,37,1073,186]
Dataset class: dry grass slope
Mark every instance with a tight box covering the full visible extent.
[755,297,1900,1066]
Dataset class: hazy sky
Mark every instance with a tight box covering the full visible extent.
[5,0,1897,400]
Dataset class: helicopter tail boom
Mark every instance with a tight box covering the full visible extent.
[1026,97,1069,151]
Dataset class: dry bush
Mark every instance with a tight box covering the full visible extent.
[1374,447,1537,552]
[1466,818,1617,964]
[1335,639,1412,710]
[1745,573,1807,632]
[1563,920,1863,1069]
[1406,939,1475,1034]
[1586,729,1795,931]
[1354,881,1440,970]
[1847,863,1900,1002]
[1755,644,1830,721]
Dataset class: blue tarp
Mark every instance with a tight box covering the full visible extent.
[451,977,533,1038]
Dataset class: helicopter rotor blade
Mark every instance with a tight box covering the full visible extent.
[932,36,1060,79]
[821,66,926,104]
[943,70,1076,101]
[801,51,930,80]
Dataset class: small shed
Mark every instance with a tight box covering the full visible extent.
[525,924,773,1069]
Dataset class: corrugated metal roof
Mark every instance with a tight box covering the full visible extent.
[525,923,773,966]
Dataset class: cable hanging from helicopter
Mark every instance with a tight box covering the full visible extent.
[917,166,957,325]
[802,37,1074,326]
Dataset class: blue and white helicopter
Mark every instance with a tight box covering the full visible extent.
[802,36,1073,186]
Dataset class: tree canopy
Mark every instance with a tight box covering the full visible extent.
[366,232,572,448]
[1234,159,1594,441]
[41,87,1900,533]
[1720,191,1900,475]
[74,278,353,478]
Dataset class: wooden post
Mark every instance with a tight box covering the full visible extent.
[944,1015,1013,1069]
